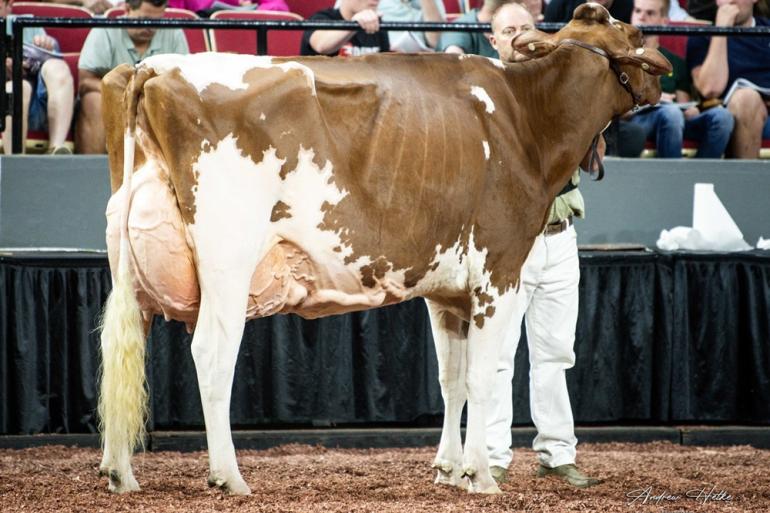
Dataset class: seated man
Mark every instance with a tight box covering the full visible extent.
[438,0,516,57]
[379,0,446,51]
[629,0,733,158]
[300,0,390,56]
[2,0,75,154]
[687,0,770,158]
[76,0,189,154]
[46,0,113,15]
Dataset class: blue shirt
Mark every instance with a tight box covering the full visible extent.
[686,17,770,97]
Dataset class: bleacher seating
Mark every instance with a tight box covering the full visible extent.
[443,0,463,14]
[12,2,92,52]
[284,0,332,20]
[209,10,303,56]
[104,6,209,53]
[6,2,89,152]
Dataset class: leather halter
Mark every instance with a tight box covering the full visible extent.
[558,38,644,112]
[554,38,648,181]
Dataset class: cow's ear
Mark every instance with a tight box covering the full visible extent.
[513,29,556,58]
[573,3,611,24]
[612,46,673,76]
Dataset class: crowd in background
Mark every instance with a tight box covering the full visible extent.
[2,0,769,158]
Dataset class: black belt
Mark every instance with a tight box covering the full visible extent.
[559,180,577,196]
[544,215,573,236]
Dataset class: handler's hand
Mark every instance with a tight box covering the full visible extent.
[352,9,381,34]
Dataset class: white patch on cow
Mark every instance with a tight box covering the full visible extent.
[275,146,348,253]
[419,228,501,311]
[486,57,506,70]
[191,136,286,254]
[139,53,317,96]
[470,86,495,114]
[260,112,266,121]
[482,141,490,160]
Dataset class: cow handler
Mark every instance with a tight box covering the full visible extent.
[485,1,602,489]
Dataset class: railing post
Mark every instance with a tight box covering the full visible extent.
[11,19,24,154]
[257,26,267,55]
[0,18,7,133]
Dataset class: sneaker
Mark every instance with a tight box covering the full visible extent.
[490,465,508,484]
[537,464,601,488]
[48,145,72,155]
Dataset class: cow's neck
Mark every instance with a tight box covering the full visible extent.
[509,46,624,199]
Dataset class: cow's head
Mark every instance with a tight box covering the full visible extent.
[513,3,671,110]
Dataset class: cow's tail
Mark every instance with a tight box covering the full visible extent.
[98,68,155,463]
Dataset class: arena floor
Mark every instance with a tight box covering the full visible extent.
[1,441,768,512]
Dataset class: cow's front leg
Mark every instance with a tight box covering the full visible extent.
[426,300,468,490]
[462,291,517,494]
[191,272,252,495]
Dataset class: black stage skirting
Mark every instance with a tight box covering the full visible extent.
[1,250,769,436]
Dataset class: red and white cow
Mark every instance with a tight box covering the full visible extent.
[98,3,669,495]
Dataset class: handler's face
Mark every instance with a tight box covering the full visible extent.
[490,4,536,63]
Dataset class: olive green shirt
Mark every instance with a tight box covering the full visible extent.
[546,169,584,224]
[78,25,189,77]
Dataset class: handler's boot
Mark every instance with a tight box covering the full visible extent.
[537,464,601,488]
[490,465,508,484]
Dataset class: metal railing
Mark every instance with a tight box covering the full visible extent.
[1,16,768,154]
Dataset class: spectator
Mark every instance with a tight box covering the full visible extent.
[520,0,544,20]
[169,0,290,16]
[687,0,770,158]
[47,0,113,16]
[300,0,389,56]
[544,0,633,23]
[1,0,75,154]
[485,1,602,489]
[76,0,189,154]
[629,0,734,157]
[438,0,516,57]
[379,0,446,51]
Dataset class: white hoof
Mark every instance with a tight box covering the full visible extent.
[208,473,251,495]
[463,466,500,494]
[432,459,468,490]
[107,470,140,493]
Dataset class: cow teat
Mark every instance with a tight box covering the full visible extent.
[573,3,611,23]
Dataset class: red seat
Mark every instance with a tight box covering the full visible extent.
[659,20,711,60]
[443,0,463,13]
[104,7,209,53]
[11,2,93,53]
[209,10,304,57]
[284,0,332,20]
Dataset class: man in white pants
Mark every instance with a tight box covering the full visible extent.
[486,2,601,488]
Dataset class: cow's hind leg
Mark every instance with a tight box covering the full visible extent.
[426,300,468,490]
[462,292,517,494]
[190,269,253,495]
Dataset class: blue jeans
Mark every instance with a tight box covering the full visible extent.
[630,103,734,158]
[28,72,49,132]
